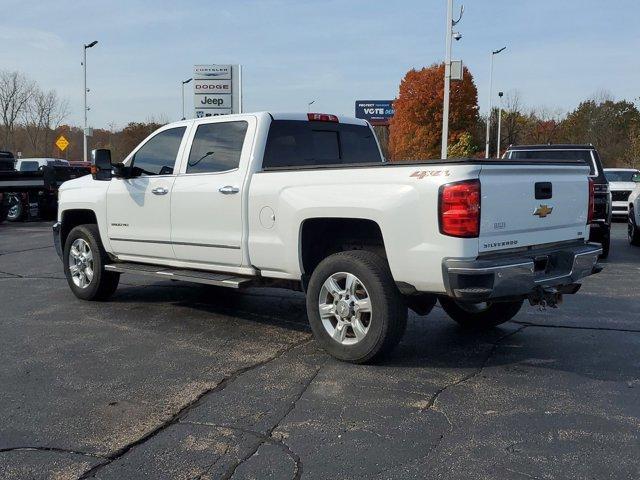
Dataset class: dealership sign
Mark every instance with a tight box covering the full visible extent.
[355,100,395,126]
[192,64,241,117]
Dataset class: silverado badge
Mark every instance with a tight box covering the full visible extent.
[533,204,553,218]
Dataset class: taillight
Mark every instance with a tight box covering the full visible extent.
[587,178,595,224]
[439,179,481,238]
[307,113,339,123]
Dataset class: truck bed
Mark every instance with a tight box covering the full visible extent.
[0,166,91,192]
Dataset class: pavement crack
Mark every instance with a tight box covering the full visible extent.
[0,446,107,460]
[422,325,528,413]
[77,337,313,479]
[514,320,640,333]
[220,362,324,480]
[0,245,52,256]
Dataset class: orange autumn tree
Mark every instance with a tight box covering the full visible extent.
[389,63,479,160]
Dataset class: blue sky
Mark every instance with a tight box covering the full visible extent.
[2,0,639,128]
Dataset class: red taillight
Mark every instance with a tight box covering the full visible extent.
[307,113,339,123]
[439,179,481,238]
[587,177,595,224]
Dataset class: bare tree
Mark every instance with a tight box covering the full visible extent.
[0,70,35,151]
[22,87,69,156]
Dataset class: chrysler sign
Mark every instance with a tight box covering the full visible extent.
[192,64,241,117]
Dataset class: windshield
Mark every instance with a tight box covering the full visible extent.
[605,170,638,182]
[508,149,595,175]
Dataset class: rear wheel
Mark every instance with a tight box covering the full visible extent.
[63,224,120,301]
[439,297,523,329]
[306,250,407,364]
[629,207,640,246]
[7,194,24,222]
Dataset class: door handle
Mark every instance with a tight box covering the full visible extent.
[219,186,240,195]
[151,187,169,195]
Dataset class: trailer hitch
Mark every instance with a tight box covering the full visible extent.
[528,283,581,310]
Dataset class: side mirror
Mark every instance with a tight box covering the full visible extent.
[632,173,640,183]
[91,149,112,181]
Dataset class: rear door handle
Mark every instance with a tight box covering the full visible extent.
[151,187,169,195]
[219,186,240,195]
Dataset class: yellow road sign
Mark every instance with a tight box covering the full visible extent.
[55,135,69,152]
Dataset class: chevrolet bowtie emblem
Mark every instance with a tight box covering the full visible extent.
[533,204,554,218]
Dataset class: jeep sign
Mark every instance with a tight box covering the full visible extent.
[192,64,242,117]
[355,100,395,126]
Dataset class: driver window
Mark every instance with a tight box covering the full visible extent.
[131,127,186,175]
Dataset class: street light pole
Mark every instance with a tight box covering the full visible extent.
[441,0,453,159]
[308,100,315,112]
[83,40,98,163]
[496,91,504,157]
[441,0,463,159]
[484,46,506,158]
[181,78,192,120]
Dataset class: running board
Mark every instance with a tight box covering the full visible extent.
[105,262,254,289]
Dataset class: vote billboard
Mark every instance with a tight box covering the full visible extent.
[355,100,395,126]
[193,64,241,118]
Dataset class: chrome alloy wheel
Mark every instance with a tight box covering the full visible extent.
[318,272,372,345]
[68,238,94,288]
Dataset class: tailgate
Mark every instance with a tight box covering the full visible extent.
[478,163,590,253]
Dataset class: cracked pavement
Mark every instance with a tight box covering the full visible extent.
[0,222,639,479]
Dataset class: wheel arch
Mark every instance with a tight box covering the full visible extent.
[298,217,387,284]
[60,209,99,251]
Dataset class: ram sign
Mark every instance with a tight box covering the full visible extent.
[355,100,395,126]
[193,64,241,118]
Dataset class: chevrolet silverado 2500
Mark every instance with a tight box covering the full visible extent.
[53,112,602,363]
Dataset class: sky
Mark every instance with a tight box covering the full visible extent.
[2,0,639,129]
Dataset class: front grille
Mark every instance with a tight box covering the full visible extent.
[612,190,632,202]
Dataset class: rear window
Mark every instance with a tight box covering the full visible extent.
[19,161,40,172]
[605,170,638,182]
[508,149,595,175]
[262,120,382,169]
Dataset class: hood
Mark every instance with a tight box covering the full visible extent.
[608,181,637,191]
[59,173,97,192]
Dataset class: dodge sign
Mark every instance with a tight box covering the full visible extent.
[192,64,241,117]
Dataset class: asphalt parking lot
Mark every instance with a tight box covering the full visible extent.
[0,221,638,480]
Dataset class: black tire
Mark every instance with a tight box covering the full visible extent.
[63,224,120,301]
[629,207,640,246]
[6,194,24,222]
[439,297,523,329]
[306,250,407,364]
[599,227,611,259]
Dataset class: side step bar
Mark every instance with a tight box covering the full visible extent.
[105,262,255,289]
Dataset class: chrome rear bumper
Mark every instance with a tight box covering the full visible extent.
[443,242,602,302]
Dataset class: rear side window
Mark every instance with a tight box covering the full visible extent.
[131,127,186,176]
[187,121,248,174]
[508,149,595,175]
[262,120,382,168]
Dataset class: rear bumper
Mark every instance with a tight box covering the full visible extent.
[443,242,602,302]
[53,221,63,260]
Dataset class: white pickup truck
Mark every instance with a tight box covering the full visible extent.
[53,112,602,363]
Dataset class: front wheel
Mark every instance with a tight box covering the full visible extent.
[63,224,120,301]
[629,207,640,246]
[439,297,523,329]
[306,250,407,364]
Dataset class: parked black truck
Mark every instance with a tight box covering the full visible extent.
[0,152,91,222]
